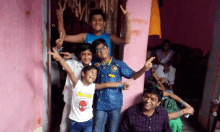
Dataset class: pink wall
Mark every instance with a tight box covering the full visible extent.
[122,0,152,112]
[0,0,43,131]
[148,0,216,55]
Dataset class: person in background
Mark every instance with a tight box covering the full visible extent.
[145,47,166,83]
[154,39,176,92]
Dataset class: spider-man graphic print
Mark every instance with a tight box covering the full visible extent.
[69,80,95,122]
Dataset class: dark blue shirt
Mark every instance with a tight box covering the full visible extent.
[93,57,135,110]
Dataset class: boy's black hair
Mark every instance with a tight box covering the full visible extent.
[143,86,163,102]
[91,38,108,54]
[144,76,157,95]
[75,43,92,59]
[81,65,98,79]
[145,76,157,87]
[89,9,106,22]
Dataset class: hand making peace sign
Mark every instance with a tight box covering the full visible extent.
[120,2,131,21]
[49,47,62,62]
[55,32,65,49]
[145,57,155,71]
[56,0,67,20]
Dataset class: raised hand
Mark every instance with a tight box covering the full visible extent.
[120,2,131,21]
[145,57,155,71]
[60,52,73,59]
[49,47,62,62]
[122,81,131,90]
[56,0,67,20]
[60,52,79,60]
[55,32,65,49]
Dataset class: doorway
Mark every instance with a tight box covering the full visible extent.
[46,0,126,131]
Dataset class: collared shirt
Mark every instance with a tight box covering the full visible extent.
[63,59,92,105]
[93,57,135,110]
[119,103,171,132]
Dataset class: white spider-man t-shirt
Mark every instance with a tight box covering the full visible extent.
[69,80,95,122]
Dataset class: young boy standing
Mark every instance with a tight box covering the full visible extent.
[91,38,155,132]
[59,43,93,132]
[56,1,131,57]
[50,47,130,132]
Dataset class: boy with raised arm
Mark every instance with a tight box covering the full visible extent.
[91,38,155,132]
[56,1,131,58]
[49,47,130,132]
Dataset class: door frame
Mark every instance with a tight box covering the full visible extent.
[42,0,51,131]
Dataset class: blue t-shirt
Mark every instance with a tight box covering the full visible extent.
[85,32,111,56]
[93,57,135,110]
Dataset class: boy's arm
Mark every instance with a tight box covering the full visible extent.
[49,47,78,87]
[60,52,78,60]
[56,1,86,48]
[110,5,131,45]
[151,70,166,91]
[64,33,87,43]
[95,81,130,90]
[55,32,87,49]
[157,79,166,91]
[132,57,155,80]
[57,19,87,44]
[168,107,194,120]
[163,91,191,108]
[57,1,66,36]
